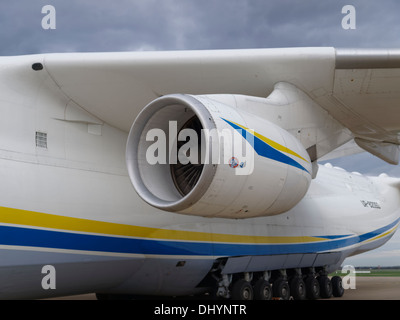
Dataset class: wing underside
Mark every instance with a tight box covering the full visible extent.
[26,47,400,164]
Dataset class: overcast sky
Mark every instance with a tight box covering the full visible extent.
[2,0,400,266]
[1,0,400,55]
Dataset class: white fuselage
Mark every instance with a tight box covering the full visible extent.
[0,55,399,299]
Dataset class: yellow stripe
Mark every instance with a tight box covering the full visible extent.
[0,206,325,244]
[364,225,398,244]
[228,120,309,163]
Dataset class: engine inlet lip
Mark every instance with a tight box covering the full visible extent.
[126,94,217,212]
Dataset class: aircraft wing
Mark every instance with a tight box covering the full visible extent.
[40,47,400,163]
[325,48,400,164]
[318,140,365,162]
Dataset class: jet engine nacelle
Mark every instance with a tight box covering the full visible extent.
[126,94,311,219]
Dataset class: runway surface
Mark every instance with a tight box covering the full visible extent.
[47,277,400,300]
[331,277,400,300]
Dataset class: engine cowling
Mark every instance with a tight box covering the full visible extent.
[126,94,311,219]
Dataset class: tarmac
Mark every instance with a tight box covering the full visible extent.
[48,276,400,300]
[330,277,400,300]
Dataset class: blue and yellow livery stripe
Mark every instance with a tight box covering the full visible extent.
[0,206,325,244]
[221,118,309,173]
[0,206,398,257]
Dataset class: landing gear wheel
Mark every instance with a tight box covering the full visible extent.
[253,279,272,300]
[231,279,254,300]
[305,276,320,300]
[331,276,345,297]
[273,278,290,300]
[289,276,306,300]
[318,276,332,298]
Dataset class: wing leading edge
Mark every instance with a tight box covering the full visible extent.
[36,47,400,164]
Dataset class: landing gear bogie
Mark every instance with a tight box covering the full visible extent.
[210,264,344,301]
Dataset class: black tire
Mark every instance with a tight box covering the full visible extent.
[231,279,254,300]
[318,276,332,298]
[273,278,290,300]
[289,276,306,300]
[305,276,320,300]
[253,279,272,300]
[331,276,345,297]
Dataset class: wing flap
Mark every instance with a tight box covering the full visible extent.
[354,138,399,165]
[314,49,400,164]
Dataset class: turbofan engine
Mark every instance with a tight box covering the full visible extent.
[126,94,311,219]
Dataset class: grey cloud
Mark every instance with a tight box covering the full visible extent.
[1,0,400,55]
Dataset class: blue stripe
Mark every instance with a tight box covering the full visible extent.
[0,219,397,257]
[320,234,352,239]
[221,118,309,173]
[0,226,213,256]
